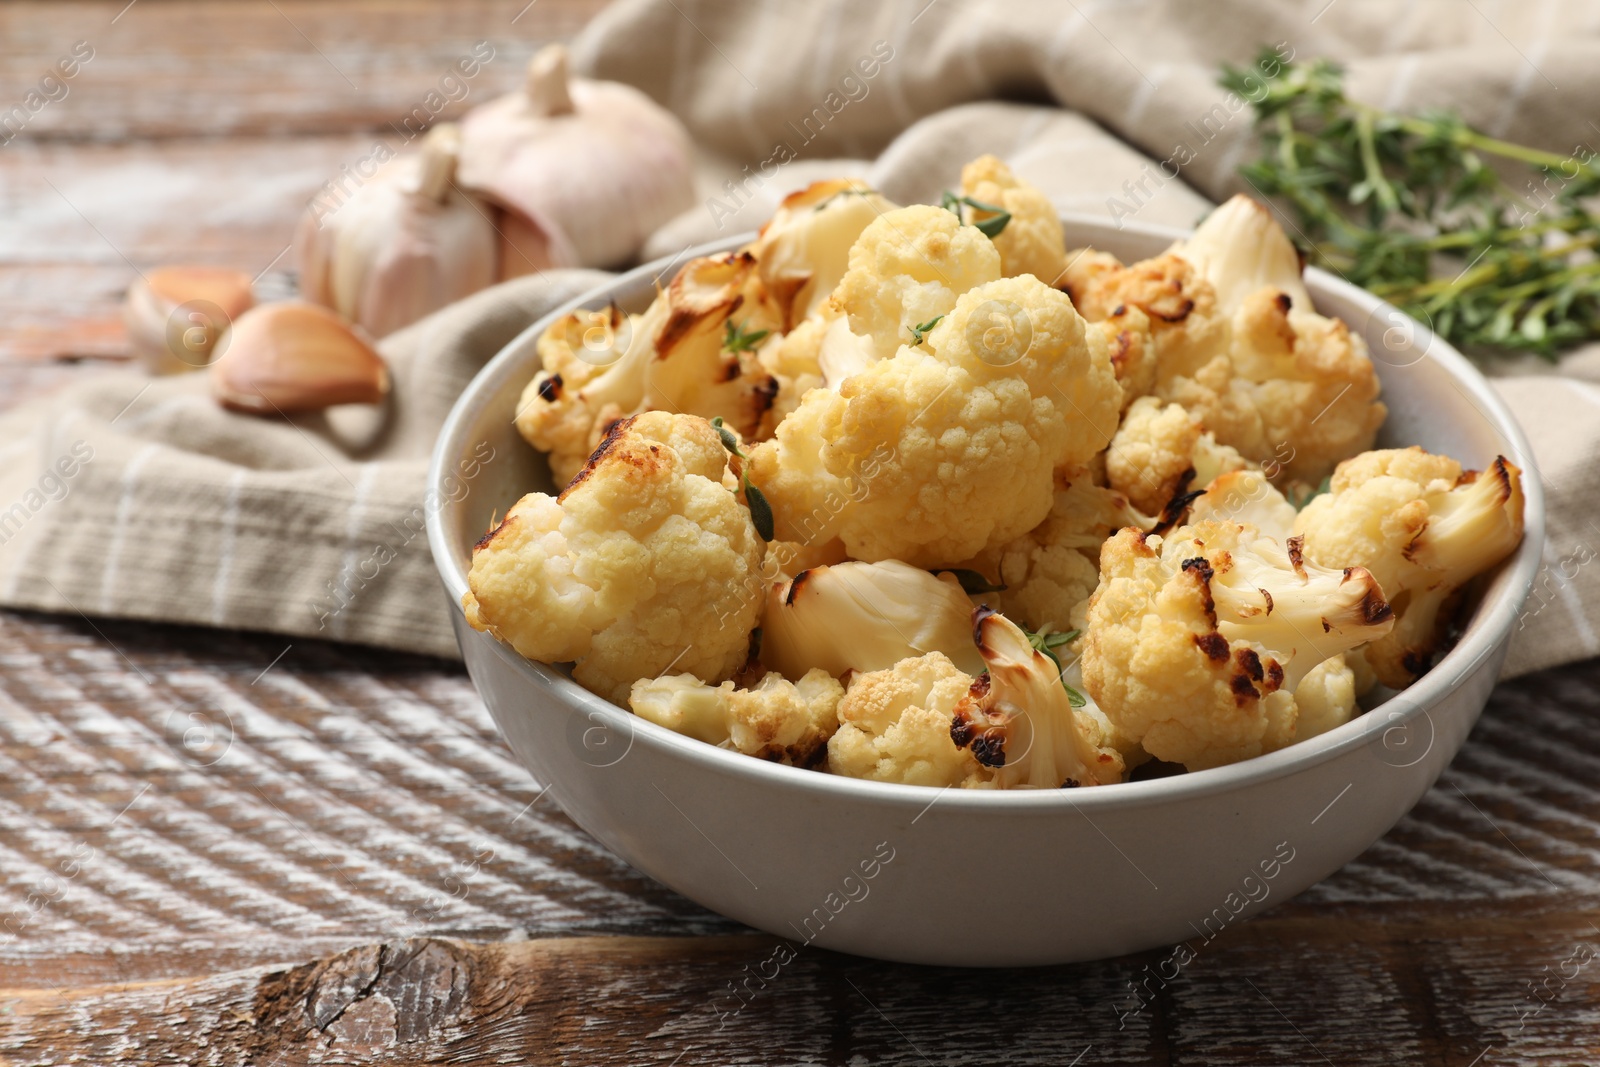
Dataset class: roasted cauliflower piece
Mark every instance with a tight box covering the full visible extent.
[1294,447,1526,687]
[957,154,1066,283]
[629,668,844,766]
[1186,468,1298,541]
[1061,247,1229,379]
[1171,194,1312,316]
[514,302,655,486]
[1081,519,1395,770]
[1064,196,1386,486]
[748,178,899,330]
[829,204,1003,362]
[962,466,1156,635]
[749,274,1121,567]
[1158,285,1386,485]
[763,560,985,680]
[1086,303,1156,412]
[1106,396,1252,517]
[514,252,781,486]
[828,652,992,788]
[1292,654,1359,741]
[951,610,1125,788]
[464,412,766,704]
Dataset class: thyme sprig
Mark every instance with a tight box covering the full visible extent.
[710,416,774,541]
[1025,625,1087,707]
[941,191,1012,238]
[908,314,944,346]
[1223,48,1600,359]
[722,319,770,355]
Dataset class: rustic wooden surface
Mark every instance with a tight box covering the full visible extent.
[1,2,1599,1064]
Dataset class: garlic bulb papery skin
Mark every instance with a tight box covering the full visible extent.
[124,266,256,375]
[459,43,696,270]
[295,123,497,339]
[211,302,390,415]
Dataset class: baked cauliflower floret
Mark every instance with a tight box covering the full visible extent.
[957,154,1066,283]
[748,178,899,330]
[638,251,783,439]
[513,252,781,486]
[828,652,991,787]
[963,467,1156,634]
[1106,396,1252,517]
[1061,247,1229,379]
[1294,447,1525,687]
[1293,655,1359,740]
[749,274,1121,567]
[763,560,985,680]
[1085,303,1156,412]
[1081,520,1395,770]
[830,204,1003,362]
[464,412,766,705]
[1171,194,1312,317]
[951,610,1125,787]
[515,302,655,486]
[1187,468,1298,541]
[629,668,844,766]
[1158,286,1386,485]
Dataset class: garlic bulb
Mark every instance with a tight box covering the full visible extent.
[211,302,389,414]
[124,265,255,374]
[459,43,696,270]
[295,123,497,338]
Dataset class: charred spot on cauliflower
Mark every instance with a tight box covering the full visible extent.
[630,668,844,766]
[828,652,992,787]
[1294,447,1525,687]
[1080,519,1394,770]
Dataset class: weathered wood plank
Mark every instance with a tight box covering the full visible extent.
[0,910,1596,1066]
[0,1,597,141]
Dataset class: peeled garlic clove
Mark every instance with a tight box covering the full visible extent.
[295,122,498,338]
[123,265,256,374]
[211,302,389,414]
[458,43,695,269]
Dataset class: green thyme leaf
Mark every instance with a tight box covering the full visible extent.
[709,415,744,457]
[909,314,945,346]
[723,318,771,355]
[960,196,1012,238]
[743,483,775,542]
[1024,625,1085,698]
[938,192,1013,238]
[942,568,1006,594]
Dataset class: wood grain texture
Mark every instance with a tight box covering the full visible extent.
[0,611,1597,1064]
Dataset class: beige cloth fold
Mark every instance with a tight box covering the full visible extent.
[2,0,1597,676]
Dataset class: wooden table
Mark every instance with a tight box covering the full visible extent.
[2,3,1598,1063]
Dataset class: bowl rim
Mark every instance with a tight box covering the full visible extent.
[426,213,1546,815]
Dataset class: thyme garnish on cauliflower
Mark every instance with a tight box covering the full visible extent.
[478,158,1527,787]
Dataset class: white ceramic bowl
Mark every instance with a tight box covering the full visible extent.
[426,217,1543,966]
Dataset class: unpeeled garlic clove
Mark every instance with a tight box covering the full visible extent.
[295,122,499,338]
[211,302,389,414]
[458,43,695,270]
[123,265,256,374]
